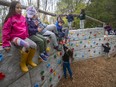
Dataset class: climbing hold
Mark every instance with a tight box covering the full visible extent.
[70,32,73,35]
[94,51,96,53]
[53,71,56,76]
[50,84,53,87]
[93,41,96,44]
[0,54,3,62]
[50,69,53,73]
[94,34,97,37]
[46,47,50,52]
[57,59,61,64]
[80,41,82,44]
[84,45,86,48]
[49,77,52,82]
[46,63,50,68]
[54,55,57,59]
[40,71,44,76]
[77,33,79,36]
[75,54,77,57]
[82,55,84,58]
[0,72,5,80]
[41,76,44,81]
[58,75,60,79]
[72,48,74,51]
[34,84,39,87]
[70,43,73,46]
[76,44,79,47]
[47,39,50,43]
[90,45,92,47]
[90,32,92,34]
[88,40,90,44]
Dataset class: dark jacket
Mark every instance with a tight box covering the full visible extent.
[26,18,47,36]
[79,13,86,20]
[66,14,74,22]
[26,18,38,36]
[102,44,111,53]
[62,51,70,62]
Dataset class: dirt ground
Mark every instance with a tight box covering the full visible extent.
[57,54,116,87]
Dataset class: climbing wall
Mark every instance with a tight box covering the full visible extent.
[67,28,116,60]
[0,28,116,87]
[0,37,63,87]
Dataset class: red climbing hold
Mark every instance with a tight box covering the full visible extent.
[0,72,5,80]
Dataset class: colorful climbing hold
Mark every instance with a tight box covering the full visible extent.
[53,71,56,76]
[54,55,57,59]
[34,84,39,87]
[0,72,5,80]
[0,54,3,62]
[46,63,50,68]
[57,59,61,64]
[49,77,52,82]
[41,76,44,81]
[80,41,82,44]
[76,44,79,47]
[58,75,60,79]
[46,47,50,52]
[50,69,53,73]
[40,71,44,76]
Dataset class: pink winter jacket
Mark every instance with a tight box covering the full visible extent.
[2,14,29,48]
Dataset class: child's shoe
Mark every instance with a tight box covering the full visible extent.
[40,53,47,62]
[43,51,49,57]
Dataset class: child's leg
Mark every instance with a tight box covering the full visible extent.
[36,34,47,51]
[45,24,58,34]
[12,37,37,72]
[67,62,73,78]
[29,35,45,54]
[63,62,67,78]
[43,31,58,47]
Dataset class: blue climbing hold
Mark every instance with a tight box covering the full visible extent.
[0,53,3,62]
[46,63,50,68]
[34,84,39,87]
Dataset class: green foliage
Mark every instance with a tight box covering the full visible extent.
[86,0,116,28]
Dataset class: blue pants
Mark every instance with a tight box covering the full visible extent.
[63,62,72,78]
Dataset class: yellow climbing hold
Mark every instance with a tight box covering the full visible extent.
[46,47,50,52]
[76,44,78,47]
[53,71,56,76]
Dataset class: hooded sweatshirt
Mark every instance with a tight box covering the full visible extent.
[2,14,29,48]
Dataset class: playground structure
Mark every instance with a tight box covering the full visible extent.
[0,1,116,87]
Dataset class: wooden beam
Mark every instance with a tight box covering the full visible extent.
[0,0,56,16]
[0,0,105,24]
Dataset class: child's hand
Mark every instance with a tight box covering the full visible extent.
[4,47,11,53]
[35,21,39,26]
[38,28,42,32]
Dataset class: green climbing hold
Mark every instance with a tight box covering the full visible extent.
[49,77,52,82]
[40,71,44,76]
[80,41,82,44]
[54,55,57,58]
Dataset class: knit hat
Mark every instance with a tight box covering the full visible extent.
[26,6,37,18]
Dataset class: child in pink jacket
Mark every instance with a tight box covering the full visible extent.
[2,1,37,73]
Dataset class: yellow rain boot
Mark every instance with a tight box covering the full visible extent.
[27,48,37,67]
[20,51,29,73]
